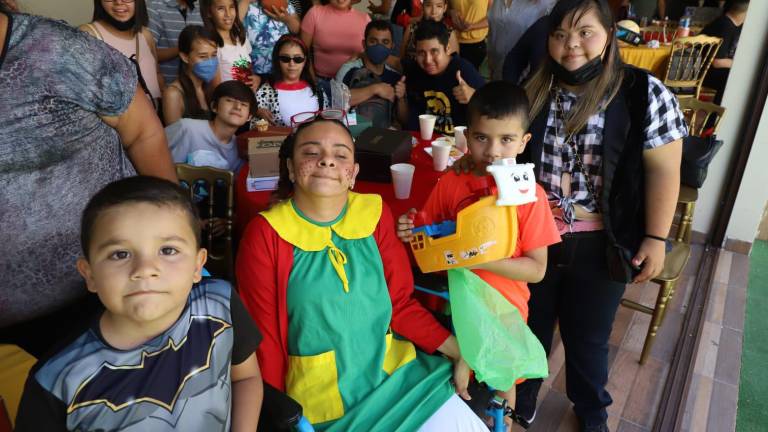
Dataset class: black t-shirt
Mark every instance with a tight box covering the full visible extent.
[404,54,486,134]
[702,15,742,59]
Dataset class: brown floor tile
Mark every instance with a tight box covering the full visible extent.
[528,390,572,432]
[688,373,713,432]
[723,282,747,332]
[682,244,704,277]
[706,282,729,325]
[714,250,733,285]
[552,356,567,394]
[728,252,750,288]
[669,274,693,314]
[649,308,683,362]
[679,372,702,432]
[693,321,722,379]
[706,380,738,432]
[622,356,668,428]
[606,350,642,431]
[714,326,743,386]
[616,419,649,432]
[555,409,579,432]
[622,312,651,355]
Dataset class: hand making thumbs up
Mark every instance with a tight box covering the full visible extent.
[395,75,407,100]
[452,71,474,104]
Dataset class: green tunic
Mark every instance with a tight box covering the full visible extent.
[284,200,454,431]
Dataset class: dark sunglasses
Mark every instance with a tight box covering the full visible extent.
[278,55,306,64]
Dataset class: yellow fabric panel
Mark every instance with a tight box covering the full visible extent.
[449,0,490,43]
[0,345,36,427]
[261,193,382,251]
[286,350,345,424]
[619,45,672,79]
[382,334,417,375]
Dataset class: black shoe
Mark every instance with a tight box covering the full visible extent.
[514,381,540,429]
[581,421,609,432]
[512,407,537,429]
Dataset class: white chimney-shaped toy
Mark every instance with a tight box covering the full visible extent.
[486,158,538,206]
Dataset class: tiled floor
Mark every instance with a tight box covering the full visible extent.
[511,245,746,432]
[679,250,747,432]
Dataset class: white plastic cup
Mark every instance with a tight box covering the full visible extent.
[391,163,416,199]
[431,140,452,171]
[419,114,437,140]
[454,126,467,153]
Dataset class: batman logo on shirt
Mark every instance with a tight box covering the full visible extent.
[67,315,231,414]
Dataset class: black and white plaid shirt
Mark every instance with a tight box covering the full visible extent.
[539,75,688,216]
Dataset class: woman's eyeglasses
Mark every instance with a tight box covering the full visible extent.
[290,109,348,129]
[278,55,306,64]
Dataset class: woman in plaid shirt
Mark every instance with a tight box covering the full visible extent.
[512,1,687,431]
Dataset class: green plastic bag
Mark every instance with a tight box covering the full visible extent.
[448,268,549,391]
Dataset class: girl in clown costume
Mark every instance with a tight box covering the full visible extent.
[236,117,487,431]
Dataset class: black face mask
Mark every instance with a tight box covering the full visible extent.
[550,36,611,87]
[550,54,603,86]
[103,13,135,32]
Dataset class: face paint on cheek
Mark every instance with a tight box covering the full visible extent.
[344,168,355,183]
[296,160,316,180]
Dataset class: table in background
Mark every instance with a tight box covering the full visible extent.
[234,132,446,237]
[620,45,672,79]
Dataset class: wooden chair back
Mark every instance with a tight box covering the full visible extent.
[663,35,722,99]
[678,98,726,137]
[176,164,235,281]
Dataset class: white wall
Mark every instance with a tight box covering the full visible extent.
[724,97,768,244]
[16,0,93,26]
[692,0,768,243]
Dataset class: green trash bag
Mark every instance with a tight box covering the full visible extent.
[448,268,549,391]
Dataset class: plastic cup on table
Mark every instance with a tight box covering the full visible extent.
[431,139,452,171]
[419,114,437,140]
[454,126,468,153]
[390,163,416,200]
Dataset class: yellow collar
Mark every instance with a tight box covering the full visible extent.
[261,193,382,293]
[261,192,382,251]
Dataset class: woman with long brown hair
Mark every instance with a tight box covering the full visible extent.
[514,1,686,430]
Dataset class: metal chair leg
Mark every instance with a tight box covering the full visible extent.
[639,280,677,365]
[677,201,696,243]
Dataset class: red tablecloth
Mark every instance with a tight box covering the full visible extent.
[234,132,447,236]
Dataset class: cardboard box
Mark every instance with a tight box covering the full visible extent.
[355,128,414,183]
[246,130,290,178]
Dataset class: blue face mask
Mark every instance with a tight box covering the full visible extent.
[192,58,219,82]
[365,44,390,65]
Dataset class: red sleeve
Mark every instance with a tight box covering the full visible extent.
[235,215,289,391]
[516,185,562,253]
[419,172,460,224]
[375,202,452,353]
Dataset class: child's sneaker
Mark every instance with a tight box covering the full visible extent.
[514,381,540,429]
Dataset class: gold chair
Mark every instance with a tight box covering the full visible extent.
[675,98,726,243]
[176,164,235,281]
[663,35,722,99]
[621,240,691,365]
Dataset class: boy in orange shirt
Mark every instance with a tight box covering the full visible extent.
[396,81,560,415]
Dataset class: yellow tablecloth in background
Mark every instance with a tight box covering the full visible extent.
[620,45,672,79]
[0,345,36,427]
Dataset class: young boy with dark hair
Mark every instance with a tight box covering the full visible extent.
[396,20,485,135]
[15,176,263,432]
[397,81,560,417]
[167,80,256,171]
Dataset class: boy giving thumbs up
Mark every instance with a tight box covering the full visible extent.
[398,20,485,134]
